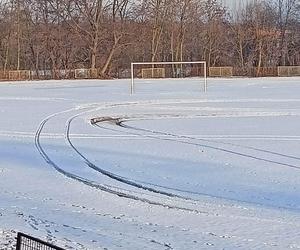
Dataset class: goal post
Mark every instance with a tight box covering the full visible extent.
[130,61,207,94]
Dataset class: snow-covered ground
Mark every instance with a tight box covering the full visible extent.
[1,77,300,249]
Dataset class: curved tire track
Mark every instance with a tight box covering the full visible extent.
[115,118,300,171]
[66,116,188,199]
[35,106,207,214]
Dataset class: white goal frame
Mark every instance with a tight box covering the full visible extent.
[130,61,207,94]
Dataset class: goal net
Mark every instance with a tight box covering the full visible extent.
[130,61,207,94]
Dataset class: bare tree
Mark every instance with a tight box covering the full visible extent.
[57,0,104,70]
[100,0,131,76]
[275,0,299,65]
[0,0,298,78]
[202,0,227,67]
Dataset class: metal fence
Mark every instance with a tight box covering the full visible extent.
[209,67,233,77]
[278,66,300,76]
[75,68,98,79]
[0,66,299,81]
[8,70,31,80]
[16,233,65,250]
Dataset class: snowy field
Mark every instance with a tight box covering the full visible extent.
[1,77,300,249]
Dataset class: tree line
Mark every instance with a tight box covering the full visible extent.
[0,0,299,78]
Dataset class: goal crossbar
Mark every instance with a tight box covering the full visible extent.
[130,61,207,94]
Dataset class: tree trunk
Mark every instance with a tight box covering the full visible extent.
[100,33,121,76]
[256,40,263,77]
[4,42,10,72]
[91,35,99,70]
[17,0,21,71]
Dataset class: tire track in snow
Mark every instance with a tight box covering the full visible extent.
[91,117,300,211]
[115,118,300,170]
[66,118,186,199]
[64,105,221,206]
[115,111,300,161]
[35,99,300,213]
[35,104,208,214]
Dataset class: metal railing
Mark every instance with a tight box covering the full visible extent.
[16,233,65,250]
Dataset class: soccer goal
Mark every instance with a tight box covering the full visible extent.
[130,61,207,94]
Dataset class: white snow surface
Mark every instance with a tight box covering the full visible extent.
[1,77,300,249]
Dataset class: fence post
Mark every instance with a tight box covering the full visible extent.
[16,233,21,250]
[15,232,65,250]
